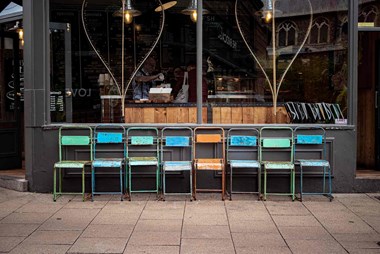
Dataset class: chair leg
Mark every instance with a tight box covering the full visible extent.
[82,166,85,202]
[189,169,193,201]
[193,168,197,201]
[163,170,166,201]
[229,166,233,201]
[156,165,159,199]
[59,168,62,193]
[258,167,261,201]
[222,166,225,201]
[291,169,295,201]
[300,165,303,202]
[119,166,123,201]
[91,166,95,202]
[53,167,57,201]
[263,168,267,201]
[128,165,132,201]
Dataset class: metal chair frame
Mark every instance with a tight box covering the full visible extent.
[227,128,261,200]
[53,125,92,202]
[92,124,126,201]
[126,127,160,201]
[193,127,226,201]
[294,126,333,201]
[260,127,295,201]
[161,127,193,201]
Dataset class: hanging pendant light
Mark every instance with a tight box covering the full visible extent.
[181,0,209,23]
[113,0,141,24]
[255,0,282,23]
[154,1,177,12]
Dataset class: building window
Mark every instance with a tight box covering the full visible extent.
[277,21,298,47]
[359,5,378,23]
[309,18,330,44]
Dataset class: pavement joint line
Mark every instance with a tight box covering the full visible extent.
[179,197,187,254]
[302,200,350,253]
[224,199,237,254]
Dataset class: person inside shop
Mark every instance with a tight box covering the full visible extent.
[132,56,164,101]
[187,61,208,103]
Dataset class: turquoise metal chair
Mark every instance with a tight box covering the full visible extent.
[161,127,193,201]
[126,127,160,201]
[53,125,92,201]
[227,128,261,200]
[92,124,125,201]
[193,127,226,201]
[294,126,333,201]
[260,127,295,201]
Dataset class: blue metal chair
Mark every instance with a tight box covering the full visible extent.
[193,127,226,201]
[227,128,261,200]
[126,127,160,201]
[53,125,92,202]
[161,127,193,201]
[260,127,295,201]
[92,124,125,201]
[294,126,333,201]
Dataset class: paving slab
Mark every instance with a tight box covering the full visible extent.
[63,200,108,209]
[91,211,140,225]
[184,212,228,226]
[272,215,321,227]
[278,226,333,240]
[68,237,128,254]
[16,203,63,213]
[134,219,182,232]
[0,223,39,237]
[0,236,25,252]
[140,208,184,220]
[180,238,235,254]
[182,225,231,239]
[232,232,287,248]
[82,224,134,238]
[235,246,292,254]
[286,239,347,254]
[23,230,81,245]
[1,212,52,224]
[128,231,180,246]
[124,245,180,254]
[9,244,71,254]
[229,219,278,233]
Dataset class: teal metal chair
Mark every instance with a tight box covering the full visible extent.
[260,127,295,201]
[193,127,226,201]
[161,127,193,201]
[126,127,160,201]
[227,128,261,200]
[53,125,92,201]
[294,126,333,201]
[92,124,125,201]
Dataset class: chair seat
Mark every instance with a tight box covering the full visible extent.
[195,158,224,170]
[263,161,294,170]
[129,157,158,166]
[230,160,260,168]
[54,161,90,168]
[93,158,123,167]
[163,161,192,171]
[298,159,330,167]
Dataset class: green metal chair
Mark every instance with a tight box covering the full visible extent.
[260,127,295,201]
[126,127,160,201]
[53,125,92,201]
[161,127,193,201]
[294,126,333,201]
[193,127,226,201]
[227,128,261,200]
[92,124,125,201]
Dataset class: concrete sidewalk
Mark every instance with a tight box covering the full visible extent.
[0,188,379,254]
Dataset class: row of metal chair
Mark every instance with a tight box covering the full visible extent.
[52,125,333,202]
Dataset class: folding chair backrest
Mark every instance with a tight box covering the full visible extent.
[294,126,327,160]
[230,136,257,146]
[193,127,225,161]
[196,134,221,143]
[93,125,126,161]
[260,127,294,163]
[166,136,191,147]
[227,128,259,162]
[131,136,154,145]
[97,133,123,143]
[126,127,159,159]
[296,135,323,144]
[59,126,92,162]
[161,127,193,163]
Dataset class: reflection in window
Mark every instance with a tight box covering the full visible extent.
[277,21,297,47]
[359,5,378,23]
[309,18,330,44]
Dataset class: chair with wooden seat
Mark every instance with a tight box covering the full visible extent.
[126,127,160,201]
[294,126,333,201]
[193,127,225,200]
[260,127,295,201]
[227,128,261,200]
[53,125,92,201]
[161,127,193,201]
[92,124,125,201]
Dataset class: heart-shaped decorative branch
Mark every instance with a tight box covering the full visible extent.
[235,0,313,118]
[81,0,165,119]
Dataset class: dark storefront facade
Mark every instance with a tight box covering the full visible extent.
[1,0,379,193]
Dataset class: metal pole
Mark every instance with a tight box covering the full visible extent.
[196,0,203,124]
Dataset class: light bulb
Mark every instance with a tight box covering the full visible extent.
[190,11,197,23]
[264,11,272,23]
[125,11,133,24]
[18,29,23,40]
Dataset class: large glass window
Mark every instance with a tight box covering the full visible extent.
[49,0,348,124]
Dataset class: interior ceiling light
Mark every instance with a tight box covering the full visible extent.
[113,0,141,24]
[181,0,209,23]
[255,0,282,23]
